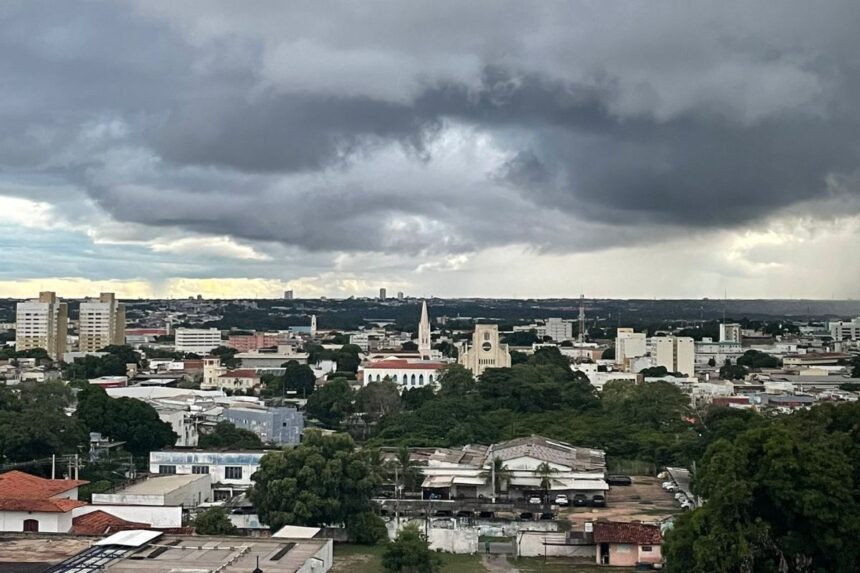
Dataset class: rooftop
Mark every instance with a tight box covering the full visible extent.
[366,359,445,370]
[71,511,149,536]
[0,471,88,513]
[593,521,663,545]
[100,474,208,496]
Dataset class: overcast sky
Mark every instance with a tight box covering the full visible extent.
[2,0,860,299]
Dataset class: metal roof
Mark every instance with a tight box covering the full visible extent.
[94,529,163,547]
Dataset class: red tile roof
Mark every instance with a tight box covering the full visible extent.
[71,510,149,535]
[366,360,444,370]
[593,522,662,545]
[218,369,260,378]
[0,470,87,499]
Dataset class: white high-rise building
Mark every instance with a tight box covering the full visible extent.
[719,323,742,343]
[418,300,431,358]
[458,324,511,376]
[175,328,222,354]
[541,318,574,342]
[829,318,860,341]
[615,328,646,369]
[15,291,68,360]
[79,292,126,352]
[649,336,695,376]
[379,288,387,300]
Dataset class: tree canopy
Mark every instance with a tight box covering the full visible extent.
[199,420,263,449]
[194,507,238,535]
[382,524,442,573]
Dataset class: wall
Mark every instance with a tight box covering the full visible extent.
[608,543,638,567]
[639,543,662,564]
[296,539,333,573]
[73,505,182,528]
[384,518,559,554]
[517,531,595,558]
[149,451,266,488]
[0,511,69,533]
[163,474,211,507]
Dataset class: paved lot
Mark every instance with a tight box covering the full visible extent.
[560,475,681,525]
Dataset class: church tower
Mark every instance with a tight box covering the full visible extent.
[418,300,431,358]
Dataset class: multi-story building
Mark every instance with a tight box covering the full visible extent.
[15,291,68,360]
[829,318,860,341]
[362,358,446,389]
[223,405,304,445]
[649,336,695,376]
[226,332,279,352]
[458,324,511,376]
[149,450,269,500]
[615,328,646,370]
[283,290,294,300]
[78,292,126,352]
[174,328,222,354]
[694,338,744,367]
[541,317,574,342]
[719,323,742,343]
[379,287,387,300]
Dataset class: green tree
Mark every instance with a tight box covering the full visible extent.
[356,380,402,425]
[401,340,418,351]
[306,377,354,427]
[503,330,540,346]
[211,346,240,368]
[249,431,377,532]
[282,360,317,396]
[480,456,512,498]
[737,349,781,369]
[400,386,435,410]
[382,524,442,573]
[199,421,264,449]
[194,507,238,535]
[436,364,475,398]
[394,445,420,493]
[346,511,388,545]
[535,461,557,502]
[719,362,749,380]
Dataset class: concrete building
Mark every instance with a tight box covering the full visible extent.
[594,521,663,567]
[174,328,222,354]
[215,368,262,392]
[226,331,279,352]
[284,289,294,300]
[615,328,646,370]
[150,450,267,500]
[829,317,860,341]
[235,348,309,369]
[223,404,304,445]
[78,292,126,352]
[541,318,574,342]
[694,338,743,367]
[650,336,695,376]
[719,322,742,343]
[362,358,446,389]
[458,324,511,376]
[15,291,68,360]
[92,474,211,508]
[418,300,432,358]
[0,471,86,533]
[379,287,387,300]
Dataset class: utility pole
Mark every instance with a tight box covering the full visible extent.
[51,455,55,480]
[491,460,496,504]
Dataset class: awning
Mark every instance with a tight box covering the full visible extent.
[421,475,453,488]
[574,479,609,491]
[452,476,487,486]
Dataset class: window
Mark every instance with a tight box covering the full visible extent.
[225,466,243,480]
[192,465,209,474]
[158,465,177,475]
[23,519,39,532]
[642,546,652,552]
[214,490,232,501]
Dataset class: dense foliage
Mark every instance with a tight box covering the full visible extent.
[249,430,381,538]
[382,524,442,573]
[64,345,140,380]
[194,507,238,535]
[199,420,264,449]
[664,402,860,573]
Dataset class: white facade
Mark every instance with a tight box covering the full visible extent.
[830,318,860,341]
[695,338,743,367]
[458,324,511,376]
[719,323,742,343]
[418,300,432,358]
[149,450,267,499]
[542,318,574,342]
[362,358,444,389]
[175,328,222,353]
[78,292,126,352]
[615,328,646,369]
[0,510,74,533]
[15,291,68,360]
[650,336,695,376]
[92,474,211,508]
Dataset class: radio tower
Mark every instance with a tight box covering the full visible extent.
[578,293,586,345]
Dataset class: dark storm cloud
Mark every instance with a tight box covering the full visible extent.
[2,0,860,255]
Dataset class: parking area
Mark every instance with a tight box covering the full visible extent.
[558,476,681,525]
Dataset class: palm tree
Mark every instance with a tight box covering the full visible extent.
[395,445,420,493]
[364,447,387,486]
[535,462,557,502]
[480,456,513,499]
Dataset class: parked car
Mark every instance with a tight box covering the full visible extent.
[554,494,569,506]
[573,494,588,507]
[528,496,542,505]
[607,475,632,486]
[591,494,606,507]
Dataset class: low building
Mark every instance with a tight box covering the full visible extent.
[88,375,129,389]
[361,358,446,389]
[27,530,333,573]
[223,404,304,445]
[215,368,261,392]
[92,473,211,508]
[236,348,310,368]
[149,450,268,500]
[227,331,280,352]
[594,521,663,567]
[0,471,87,533]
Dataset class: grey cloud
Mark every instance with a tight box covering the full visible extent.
[2,0,860,258]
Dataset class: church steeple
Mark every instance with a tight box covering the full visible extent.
[418,300,431,358]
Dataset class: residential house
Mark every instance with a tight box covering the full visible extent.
[594,521,663,567]
[0,471,87,533]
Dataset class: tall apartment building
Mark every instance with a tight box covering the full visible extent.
[283,290,294,300]
[379,287,387,300]
[615,328,646,369]
[541,317,574,342]
[78,292,126,352]
[719,323,742,343]
[15,291,68,360]
[649,336,695,376]
[175,328,222,354]
[829,318,860,341]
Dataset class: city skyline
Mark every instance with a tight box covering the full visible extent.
[3,2,860,299]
